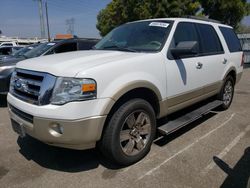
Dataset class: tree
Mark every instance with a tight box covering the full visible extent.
[96,0,250,36]
[237,23,250,33]
[96,0,200,36]
[199,0,249,28]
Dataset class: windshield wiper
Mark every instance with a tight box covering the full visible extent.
[102,45,138,52]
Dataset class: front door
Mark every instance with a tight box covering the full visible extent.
[165,22,205,109]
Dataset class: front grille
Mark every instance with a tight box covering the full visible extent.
[10,69,56,105]
[9,104,34,123]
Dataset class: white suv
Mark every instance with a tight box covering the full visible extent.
[0,41,18,46]
[7,18,243,165]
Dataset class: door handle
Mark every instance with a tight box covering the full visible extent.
[196,62,203,69]
[222,58,228,64]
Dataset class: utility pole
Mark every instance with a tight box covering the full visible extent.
[45,0,51,42]
[38,0,45,38]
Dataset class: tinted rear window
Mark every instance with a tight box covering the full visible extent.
[219,27,242,52]
[196,23,223,55]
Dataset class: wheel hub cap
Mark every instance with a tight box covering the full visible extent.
[120,111,151,156]
[223,81,233,106]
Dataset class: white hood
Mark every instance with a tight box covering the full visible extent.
[16,50,148,77]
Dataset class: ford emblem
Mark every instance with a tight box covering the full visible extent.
[15,79,22,89]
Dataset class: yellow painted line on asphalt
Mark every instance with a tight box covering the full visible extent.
[202,124,250,175]
[137,113,236,181]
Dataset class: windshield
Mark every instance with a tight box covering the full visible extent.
[24,42,56,58]
[12,44,40,58]
[95,20,173,52]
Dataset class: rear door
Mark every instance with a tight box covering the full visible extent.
[219,26,243,72]
[194,23,225,94]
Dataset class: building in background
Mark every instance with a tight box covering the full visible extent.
[238,33,250,64]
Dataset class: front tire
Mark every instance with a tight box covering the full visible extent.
[218,75,235,110]
[99,99,156,166]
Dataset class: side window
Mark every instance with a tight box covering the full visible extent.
[0,48,11,55]
[78,41,97,50]
[173,22,199,47]
[3,43,13,46]
[0,48,4,55]
[54,42,77,53]
[219,27,242,52]
[196,23,223,55]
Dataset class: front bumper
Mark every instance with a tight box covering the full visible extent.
[8,104,106,150]
[7,93,115,150]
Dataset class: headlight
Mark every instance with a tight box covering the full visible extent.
[0,66,15,72]
[50,77,97,105]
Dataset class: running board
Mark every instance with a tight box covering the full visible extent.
[157,100,223,135]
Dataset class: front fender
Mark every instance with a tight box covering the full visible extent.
[99,72,164,101]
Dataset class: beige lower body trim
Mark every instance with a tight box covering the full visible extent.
[236,72,243,84]
[9,107,106,150]
[159,81,222,118]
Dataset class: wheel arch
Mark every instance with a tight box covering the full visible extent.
[223,67,237,84]
[99,82,162,140]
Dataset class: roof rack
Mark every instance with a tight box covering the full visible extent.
[185,16,221,24]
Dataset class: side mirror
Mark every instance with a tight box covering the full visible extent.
[171,41,198,59]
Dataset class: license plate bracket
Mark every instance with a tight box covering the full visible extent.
[11,119,26,138]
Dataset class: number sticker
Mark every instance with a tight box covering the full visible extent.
[47,43,56,46]
[149,22,169,28]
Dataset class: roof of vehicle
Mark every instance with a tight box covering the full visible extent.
[0,41,17,44]
[129,17,232,28]
[38,38,99,47]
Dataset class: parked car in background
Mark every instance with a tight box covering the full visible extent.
[0,43,40,62]
[0,46,23,58]
[0,41,18,46]
[0,38,99,95]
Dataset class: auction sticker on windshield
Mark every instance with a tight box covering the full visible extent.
[149,22,169,28]
[47,43,56,46]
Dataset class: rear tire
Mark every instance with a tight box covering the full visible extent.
[99,98,156,166]
[217,75,235,110]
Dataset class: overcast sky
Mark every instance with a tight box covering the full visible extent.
[1,0,250,38]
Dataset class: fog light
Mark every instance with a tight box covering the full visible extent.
[49,123,64,137]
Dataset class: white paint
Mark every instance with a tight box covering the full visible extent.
[202,124,250,175]
[137,113,236,181]
[8,94,115,120]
